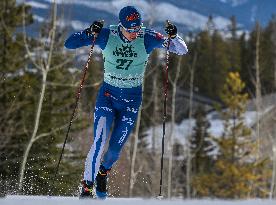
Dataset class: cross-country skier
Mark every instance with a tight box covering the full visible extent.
[64,6,188,199]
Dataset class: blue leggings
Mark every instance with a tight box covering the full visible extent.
[83,82,142,182]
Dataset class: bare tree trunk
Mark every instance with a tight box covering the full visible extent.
[167,57,181,198]
[271,20,276,90]
[186,52,197,198]
[248,22,262,198]
[129,80,145,197]
[129,107,142,197]
[148,0,157,157]
[146,0,157,156]
[186,67,194,198]
[18,0,57,192]
[18,71,47,191]
[152,73,158,155]
[270,142,276,198]
[270,22,276,198]
[255,23,262,158]
[150,71,159,195]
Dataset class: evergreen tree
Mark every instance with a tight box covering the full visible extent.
[0,0,33,195]
[191,31,212,97]
[191,29,230,99]
[193,72,270,198]
[0,1,89,195]
[190,106,214,176]
[239,32,253,94]
[190,106,215,197]
[21,26,80,195]
[227,16,241,72]
[260,17,276,93]
[244,21,275,95]
[18,13,88,195]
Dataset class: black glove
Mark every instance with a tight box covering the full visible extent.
[165,21,177,38]
[85,20,104,36]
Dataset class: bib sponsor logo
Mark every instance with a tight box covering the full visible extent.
[113,44,138,58]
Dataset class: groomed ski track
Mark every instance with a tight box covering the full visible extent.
[1,195,276,205]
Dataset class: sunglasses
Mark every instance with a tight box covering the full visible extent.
[121,24,141,33]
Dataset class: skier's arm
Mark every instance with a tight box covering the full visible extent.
[166,35,188,55]
[144,27,188,55]
[164,21,188,55]
[64,27,109,50]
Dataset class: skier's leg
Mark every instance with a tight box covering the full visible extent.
[83,86,114,183]
[95,104,140,198]
[102,104,140,169]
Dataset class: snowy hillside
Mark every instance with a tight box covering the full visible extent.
[145,107,274,151]
[1,195,276,205]
[17,0,276,35]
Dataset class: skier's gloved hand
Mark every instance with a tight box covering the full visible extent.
[165,21,177,39]
[85,20,104,36]
[91,20,104,33]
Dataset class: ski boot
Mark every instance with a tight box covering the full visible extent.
[79,180,94,199]
[95,165,111,199]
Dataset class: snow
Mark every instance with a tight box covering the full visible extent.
[71,20,90,31]
[41,0,66,4]
[250,5,258,22]
[40,0,233,31]
[145,105,275,153]
[1,195,276,205]
[55,19,91,31]
[219,0,249,7]
[33,15,45,23]
[25,1,49,9]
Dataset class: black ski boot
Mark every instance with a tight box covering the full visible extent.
[79,180,94,198]
[95,165,111,199]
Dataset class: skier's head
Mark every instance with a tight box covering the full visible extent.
[119,6,142,31]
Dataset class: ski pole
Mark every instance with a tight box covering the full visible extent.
[49,22,103,195]
[158,20,172,198]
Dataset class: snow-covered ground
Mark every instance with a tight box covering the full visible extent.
[1,195,276,205]
[145,102,276,154]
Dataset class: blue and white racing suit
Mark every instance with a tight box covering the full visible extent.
[64,24,188,182]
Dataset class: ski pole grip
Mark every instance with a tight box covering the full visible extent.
[165,20,171,39]
[165,20,176,39]
[165,20,171,27]
[93,20,105,37]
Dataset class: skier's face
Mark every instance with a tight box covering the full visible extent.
[121,26,141,41]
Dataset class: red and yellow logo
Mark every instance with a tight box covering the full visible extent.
[126,13,140,21]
